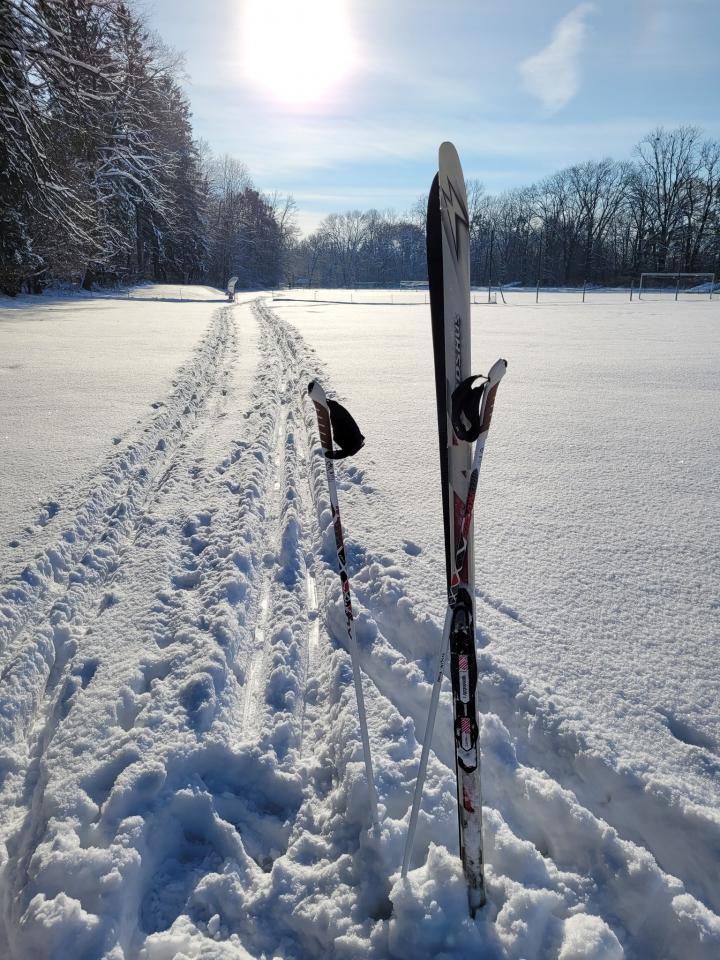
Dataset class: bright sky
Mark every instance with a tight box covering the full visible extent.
[144,0,720,235]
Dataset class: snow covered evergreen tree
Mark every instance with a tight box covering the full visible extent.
[0,0,214,293]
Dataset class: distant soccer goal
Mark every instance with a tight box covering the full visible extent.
[638,272,715,300]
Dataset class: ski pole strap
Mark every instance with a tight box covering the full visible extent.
[325,399,365,459]
[307,382,365,460]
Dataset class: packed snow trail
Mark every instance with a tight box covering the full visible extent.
[0,296,717,959]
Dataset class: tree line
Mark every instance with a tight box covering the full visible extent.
[2,2,718,297]
[293,127,720,289]
[0,0,297,296]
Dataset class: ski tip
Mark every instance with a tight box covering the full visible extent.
[489,358,508,383]
[439,140,461,167]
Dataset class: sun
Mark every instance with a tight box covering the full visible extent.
[242,0,357,106]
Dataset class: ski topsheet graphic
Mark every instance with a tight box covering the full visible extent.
[402,142,507,915]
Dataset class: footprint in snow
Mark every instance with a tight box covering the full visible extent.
[37,501,60,526]
[657,707,719,755]
[99,591,119,613]
[402,539,422,557]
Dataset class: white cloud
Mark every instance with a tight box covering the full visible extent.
[518,3,594,113]
[202,107,642,183]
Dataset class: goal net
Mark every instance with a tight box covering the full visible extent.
[638,273,715,300]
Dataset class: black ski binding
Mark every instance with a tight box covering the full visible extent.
[452,359,508,442]
[451,375,487,442]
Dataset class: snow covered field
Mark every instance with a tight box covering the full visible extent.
[0,285,232,574]
[0,288,718,959]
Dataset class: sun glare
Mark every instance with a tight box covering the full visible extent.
[242,0,357,106]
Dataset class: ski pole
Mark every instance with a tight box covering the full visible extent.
[308,381,380,836]
[401,604,452,877]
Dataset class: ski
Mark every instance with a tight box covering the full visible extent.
[402,143,506,914]
[307,381,380,836]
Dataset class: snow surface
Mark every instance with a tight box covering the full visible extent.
[0,285,232,575]
[0,289,718,959]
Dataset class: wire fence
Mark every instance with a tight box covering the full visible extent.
[272,283,718,307]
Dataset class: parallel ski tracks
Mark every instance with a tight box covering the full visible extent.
[0,303,253,950]
[2,297,716,958]
[0,310,240,800]
[241,301,326,758]
[0,308,235,676]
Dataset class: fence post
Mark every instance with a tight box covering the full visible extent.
[535,234,543,306]
[630,279,634,301]
[675,275,680,301]
[582,280,587,303]
[487,228,495,304]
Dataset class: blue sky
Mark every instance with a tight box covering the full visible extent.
[143,0,720,235]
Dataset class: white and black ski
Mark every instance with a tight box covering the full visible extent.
[403,142,506,914]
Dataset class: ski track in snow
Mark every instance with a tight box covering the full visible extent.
[0,297,717,959]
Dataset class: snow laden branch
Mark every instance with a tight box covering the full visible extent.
[0,2,191,291]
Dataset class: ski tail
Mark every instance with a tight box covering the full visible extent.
[449,355,506,610]
[451,358,507,444]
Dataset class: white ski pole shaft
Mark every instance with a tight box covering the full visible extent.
[401,603,453,877]
[308,381,380,836]
[323,455,380,835]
